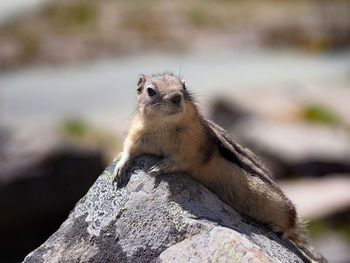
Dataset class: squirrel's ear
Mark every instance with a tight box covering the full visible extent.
[136,74,146,95]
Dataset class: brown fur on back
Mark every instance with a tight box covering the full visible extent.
[120,72,301,240]
[123,73,297,235]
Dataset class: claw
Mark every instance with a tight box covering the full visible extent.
[115,173,126,187]
[113,170,127,187]
[112,153,134,187]
[147,159,173,176]
[112,162,128,187]
[148,165,162,176]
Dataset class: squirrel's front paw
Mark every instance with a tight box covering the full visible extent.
[113,157,132,187]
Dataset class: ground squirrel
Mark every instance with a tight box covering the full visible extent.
[113,72,325,262]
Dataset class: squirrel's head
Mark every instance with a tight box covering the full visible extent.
[136,73,194,121]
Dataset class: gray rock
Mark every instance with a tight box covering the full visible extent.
[233,118,350,178]
[23,155,317,263]
[279,175,350,220]
[235,119,350,164]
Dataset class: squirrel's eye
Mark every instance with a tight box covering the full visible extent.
[147,87,156,96]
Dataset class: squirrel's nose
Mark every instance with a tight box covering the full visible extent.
[170,93,182,105]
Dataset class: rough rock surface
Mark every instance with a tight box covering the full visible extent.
[23,155,315,263]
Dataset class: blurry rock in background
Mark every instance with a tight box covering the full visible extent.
[236,119,350,178]
[0,119,121,263]
[209,98,249,128]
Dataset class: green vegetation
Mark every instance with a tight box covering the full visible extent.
[307,220,330,236]
[43,0,97,28]
[73,0,96,24]
[61,117,88,137]
[187,4,212,27]
[113,153,123,163]
[337,222,350,241]
[307,218,350,241]
[302,104,341,125]
[58,116,122,163]
[104,171,114,180]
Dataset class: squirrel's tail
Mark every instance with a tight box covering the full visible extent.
[285,219,328,263]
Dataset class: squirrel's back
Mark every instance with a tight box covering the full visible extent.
[125,73,297,236]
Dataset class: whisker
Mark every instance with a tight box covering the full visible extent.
[145,102,165,113]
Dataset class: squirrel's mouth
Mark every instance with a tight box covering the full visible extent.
[144,101,185,117]
[160,102,184,115]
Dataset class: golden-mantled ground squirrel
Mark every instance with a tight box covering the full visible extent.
[113,72,326,262]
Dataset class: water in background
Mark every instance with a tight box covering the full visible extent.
[1,48,350,132]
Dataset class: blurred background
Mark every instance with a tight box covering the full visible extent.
[0,0,350,262]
